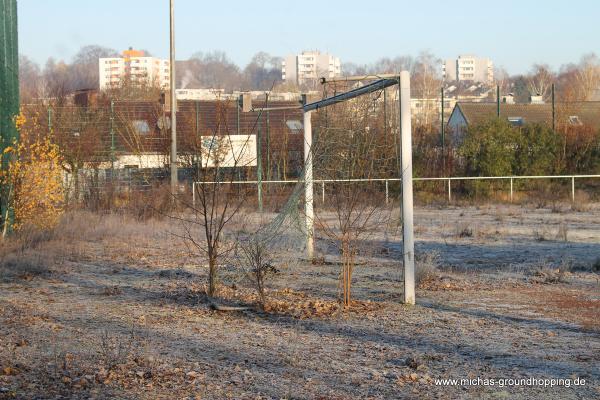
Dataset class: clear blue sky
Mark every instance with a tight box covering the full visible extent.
[18,0,600,74]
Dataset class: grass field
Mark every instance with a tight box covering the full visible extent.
[1,204,599,399]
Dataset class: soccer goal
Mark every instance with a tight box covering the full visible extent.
[197,71,416,306]
[300,71,415,305]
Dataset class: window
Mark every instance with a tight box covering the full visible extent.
[568,115,582,126]
[132,120,151,135]
[508,117,524,126]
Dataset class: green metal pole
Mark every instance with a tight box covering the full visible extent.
[257,114,263,213]
[496,85,500,117]
[265,93,271,182]
[110,100,115,170]
[48,107,52,133]
[1,0,20,235]
[195,101,201,175]
[552,83,555,132]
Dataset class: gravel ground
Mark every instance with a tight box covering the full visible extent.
[0,204,599,399]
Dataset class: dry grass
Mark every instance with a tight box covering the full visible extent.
[0,252,50,282]
[455,224,473,238]
[0,205,599,399]
[415,251,440,287]
[556,222,569,242]
[529,259,573,284]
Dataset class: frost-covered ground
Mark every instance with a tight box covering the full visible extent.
[0,204,599,399]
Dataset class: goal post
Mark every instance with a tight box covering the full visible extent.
[399,71,415,305]
[303,110,314,260]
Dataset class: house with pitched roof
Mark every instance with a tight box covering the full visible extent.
[447,101,600,142]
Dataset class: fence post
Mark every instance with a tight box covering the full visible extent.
[321,181,325,204]
[448,179,452,203]
[192,182,196,208]
[510,178,513,203]
[257,116,263,212]
[110,100,115,170]
[571,176,575,203]
[385,179,389,205]
[47,107,52,133]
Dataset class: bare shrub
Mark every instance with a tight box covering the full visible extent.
[101,285,123,296]
[455,223,473,238]
[0,223,57,281]
[96,327,148,371]
[126,184,173,221]
[556,222,568,242]
[0,252,50,282]
[571,190,591,212]
[550,201,564,214]
[235,237,277,308]
[53,210,159,244]
[9,223,55,252]
[416,252,440,287]
[592,258,600,273]
[313,95,397,308]
[533,229,549,242]
[530,259,572,284]
[176,100,260,298]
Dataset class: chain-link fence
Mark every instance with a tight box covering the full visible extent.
[20,98,305,206]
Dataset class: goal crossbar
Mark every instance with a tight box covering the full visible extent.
[303,78,398,112]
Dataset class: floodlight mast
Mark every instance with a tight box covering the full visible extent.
[169,0,178,195]
[303,72,416,305]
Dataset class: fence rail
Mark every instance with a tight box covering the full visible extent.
[192,174,600,207]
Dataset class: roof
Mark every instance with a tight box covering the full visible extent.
[453,101,600,129]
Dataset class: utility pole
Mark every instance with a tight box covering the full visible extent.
[440,87,445,176]
[169,0,178,195]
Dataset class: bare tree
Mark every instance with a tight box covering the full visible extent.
[527,64,555,100]
[412,51,442,128]
[186,51,245,91]
[494,66,511,94]
[52,105,110,202]
[575,53,600,101]
[19,55,43,102]
[235,234,274,308]
[179,101,257,297]
[314,95,396,308]
[243,52,282,90]
[71,45,119,90]
[42,58,73,105]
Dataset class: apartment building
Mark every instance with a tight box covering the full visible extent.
[282,51,341,86]
[99,48,170,90]
[442,55,494,84]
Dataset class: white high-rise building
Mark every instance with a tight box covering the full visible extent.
[282,51,341,86]
[99,48,170,90]
[442,55,494,84]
